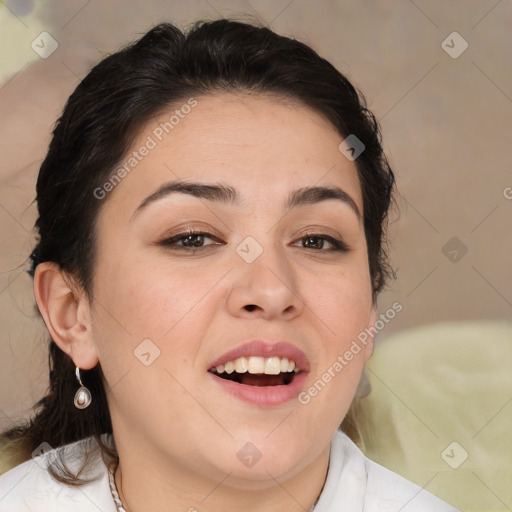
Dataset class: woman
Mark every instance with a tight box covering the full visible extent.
[0,19,459,511]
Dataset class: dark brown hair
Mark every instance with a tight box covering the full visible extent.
[1,17,395,485]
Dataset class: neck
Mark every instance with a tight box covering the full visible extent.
[112,438,330,512]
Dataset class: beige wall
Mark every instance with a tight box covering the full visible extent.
[1,0,510,434]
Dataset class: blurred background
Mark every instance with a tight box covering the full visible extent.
[0,1,511,510]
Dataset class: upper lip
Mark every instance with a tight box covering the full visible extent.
[208,340,310,372]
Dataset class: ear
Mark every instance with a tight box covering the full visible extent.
[33,262,99,370]
[363,306,377,361]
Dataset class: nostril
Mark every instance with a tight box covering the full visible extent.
[244,304,257,312]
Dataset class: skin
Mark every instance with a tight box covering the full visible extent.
[35,93,377,512]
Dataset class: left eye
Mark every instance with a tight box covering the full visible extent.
[293,234,349,252]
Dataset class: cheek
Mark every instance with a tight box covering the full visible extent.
[306,264,373,339]
[301,264,372,408]
[91,255,225,371]
[125,263,227,340]
[94,253,210,328]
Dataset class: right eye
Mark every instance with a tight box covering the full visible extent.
[158,231,224,250]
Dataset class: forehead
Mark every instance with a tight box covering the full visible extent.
[100,92,363,217]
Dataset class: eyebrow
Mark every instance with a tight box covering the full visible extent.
[131,181,361,219]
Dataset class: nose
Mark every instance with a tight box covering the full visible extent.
[226,242,304,321]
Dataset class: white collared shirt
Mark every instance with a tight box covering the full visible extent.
[0,431,459,511]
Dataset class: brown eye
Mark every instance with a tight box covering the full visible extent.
[302,236,326,250]
[295,234,350,252]
[159,231,222,250]
[180,234,209,247]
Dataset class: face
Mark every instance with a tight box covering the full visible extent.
[88,93,376,487]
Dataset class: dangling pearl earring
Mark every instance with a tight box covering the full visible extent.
[74,367,92,409]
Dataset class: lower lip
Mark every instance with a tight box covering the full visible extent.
[208,371,309,407]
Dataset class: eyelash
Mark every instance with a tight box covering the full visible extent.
[158,230,350,253]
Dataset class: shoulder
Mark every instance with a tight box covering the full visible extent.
[0,436,116,512]
[316,431,460,512]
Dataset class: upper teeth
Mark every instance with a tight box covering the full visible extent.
[214,356,299,375]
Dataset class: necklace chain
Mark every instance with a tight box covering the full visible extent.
[108,460,127,512]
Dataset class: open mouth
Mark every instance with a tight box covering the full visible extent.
[209,356,301,387]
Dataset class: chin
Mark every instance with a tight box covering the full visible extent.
[205,439,314,488]
[218,460,304,491]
